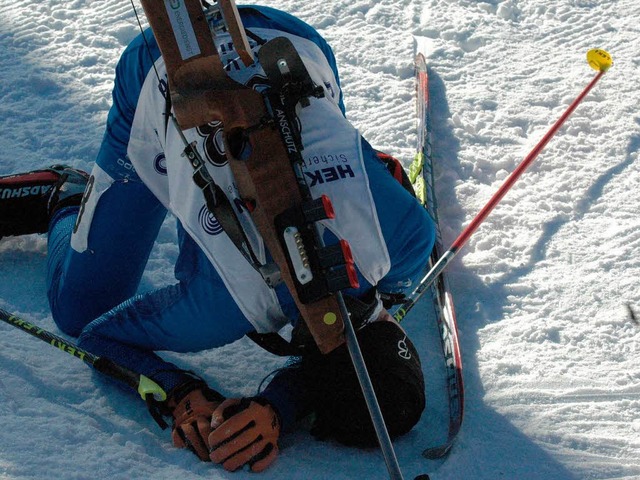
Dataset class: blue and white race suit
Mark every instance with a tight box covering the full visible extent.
[46,6,434,427]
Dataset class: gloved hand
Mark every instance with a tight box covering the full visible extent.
[167,381,225,461]
[208,397,281,472]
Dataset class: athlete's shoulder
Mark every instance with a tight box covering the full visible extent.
[239,5,322,41]
[239,5,343,110]
[116,28,161,83]
[240,6,333,55]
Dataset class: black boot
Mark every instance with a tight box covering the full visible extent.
[0,165,89,238]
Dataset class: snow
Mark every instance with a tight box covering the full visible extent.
[1,0,639,479]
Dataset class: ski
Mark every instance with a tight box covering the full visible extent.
[407,53,464,459]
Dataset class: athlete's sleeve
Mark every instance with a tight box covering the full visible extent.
[258,358,313,432]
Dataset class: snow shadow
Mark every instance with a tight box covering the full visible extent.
[419,69,580,479]
[0,241,50,315]
[497,121,640,284]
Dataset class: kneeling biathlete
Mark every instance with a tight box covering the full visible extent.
[0,4,433,473]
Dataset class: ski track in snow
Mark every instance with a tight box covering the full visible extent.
[1,0,639,479]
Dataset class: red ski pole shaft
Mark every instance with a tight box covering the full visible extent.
[401,50,612,317]
[450,70,606,253]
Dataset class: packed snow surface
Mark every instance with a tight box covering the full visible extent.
[1,0,639,479]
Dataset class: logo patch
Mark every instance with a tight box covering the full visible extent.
[154,153,167,175]
[0,185,52,199]
[196,121,227,167]
[397,336,412,360]
[324,81,335,98]
[198,205,223,235]
[304,164,355,187]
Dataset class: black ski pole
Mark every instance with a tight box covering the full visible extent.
[0,308,166,402]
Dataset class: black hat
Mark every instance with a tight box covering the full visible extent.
[304,320,425,447]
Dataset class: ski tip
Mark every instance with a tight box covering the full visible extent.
[586,49,613,72]
[413,35,435,58]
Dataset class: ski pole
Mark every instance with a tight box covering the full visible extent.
[0,308,166,402]
[0,309,404,477]
[395,49,613,322]
[337,295,406,480]
[342,301,433,480]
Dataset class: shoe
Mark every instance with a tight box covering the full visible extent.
[0,165,89,238]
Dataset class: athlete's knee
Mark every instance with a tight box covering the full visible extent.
[49,300,92,337]
[48,259,108,337]
[49,279,111,338]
